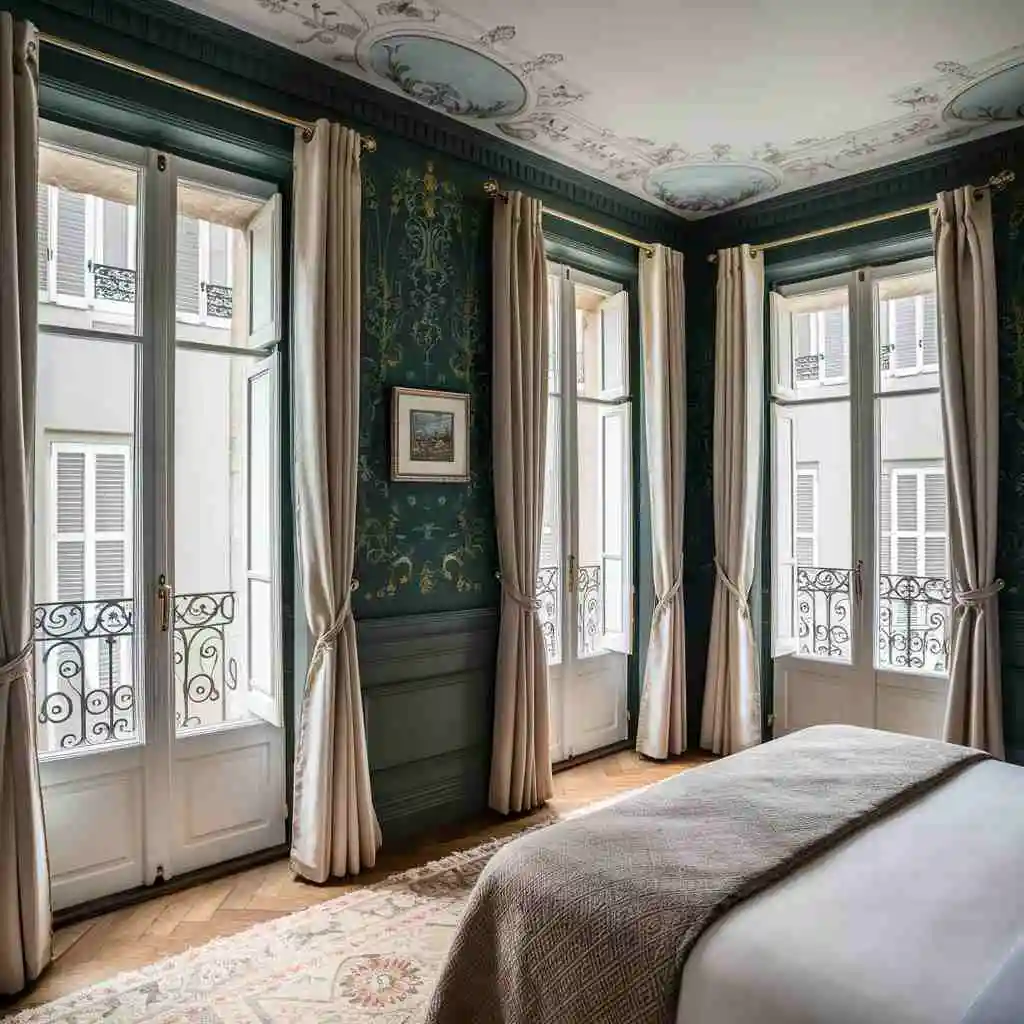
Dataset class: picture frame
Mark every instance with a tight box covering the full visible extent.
[390,387,471,483]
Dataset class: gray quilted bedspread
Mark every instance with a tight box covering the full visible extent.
[425,724,987,1024]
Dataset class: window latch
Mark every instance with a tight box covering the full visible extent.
[567,554,576,593]
[853,560,864,603]
[157,574,172,632]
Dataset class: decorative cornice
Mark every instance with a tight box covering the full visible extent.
[12,0,684,241]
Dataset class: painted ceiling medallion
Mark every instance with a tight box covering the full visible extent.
[645,161,781,214]
[368,34,528,118]
[945,59,1024,122]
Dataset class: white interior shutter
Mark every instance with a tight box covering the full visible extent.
[598,289,628,400]
[176,215,201,315]
[822,308,846,382]
[246,194,282,348]
[772,406,798,656]
[245,352,282,725]
[598,403,632,654]
[922,293,939,369]
[770,292,798,397]
[56,190,87,298]
[893,298,918,372]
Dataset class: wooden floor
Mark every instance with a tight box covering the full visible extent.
[12,750,704,1012]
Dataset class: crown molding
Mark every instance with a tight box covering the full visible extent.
[8,0,685,242]
[694,124,1024,253]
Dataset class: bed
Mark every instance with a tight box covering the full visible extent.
[425,725,1024,1024]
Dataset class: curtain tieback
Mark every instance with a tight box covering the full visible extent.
[308,582,357,679]
[0,641,33,688]
[500,576,540,613]
[653,562,685,620]
[954,578,1004,611]
[715,558,750,620]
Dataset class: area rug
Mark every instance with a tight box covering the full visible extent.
[10,835,513,1024]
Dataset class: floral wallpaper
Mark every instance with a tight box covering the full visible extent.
[354,148,498,617]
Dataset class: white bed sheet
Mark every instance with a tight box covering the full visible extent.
[676,759,1024,1024]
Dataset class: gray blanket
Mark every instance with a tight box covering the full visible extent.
[425,725,987,1024]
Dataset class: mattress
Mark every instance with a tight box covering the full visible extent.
[676,759,1024,1024]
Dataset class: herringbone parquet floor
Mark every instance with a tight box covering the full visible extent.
[11,750,707,1012]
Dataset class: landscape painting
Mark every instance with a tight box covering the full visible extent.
[409,409,455,462]
[391,387,470,482]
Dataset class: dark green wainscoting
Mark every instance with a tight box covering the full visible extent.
[357,609,497,839]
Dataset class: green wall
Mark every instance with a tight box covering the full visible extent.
[356,152,497,617]
[691,126,1024,761]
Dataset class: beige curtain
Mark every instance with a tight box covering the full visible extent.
[702,246,765,755]
[0,13,51,996]
[290,121,380,881]
[489,191,552,815]
[934,187,1004,758]
[637,245,687,759]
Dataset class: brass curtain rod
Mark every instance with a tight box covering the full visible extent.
[706,169,1015,263]
[483,180,656,258]
[38,32,376,151]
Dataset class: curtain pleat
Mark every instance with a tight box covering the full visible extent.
[702,245,764,755]
[637,245,688,759]
[0,12,52,996]
[290,121,380,881]
[489,192,552,814]
[934,186,1004,758]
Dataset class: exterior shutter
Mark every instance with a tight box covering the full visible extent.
[822,308,846,381]
[879,466,892,574]
[922,293,939,369]
[56,190,87,298]
[793,312,815,383]
[94,451,129,602]
[895,473,919,574]
[101,200,130,269]
[924,471,948,577]
[893,298,918,372]
[176,215,201,315]
[37,184,50,287]
[55,450,86,602]
[795,470,816,567]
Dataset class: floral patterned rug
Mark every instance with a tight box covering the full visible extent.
[9,835,515,1024]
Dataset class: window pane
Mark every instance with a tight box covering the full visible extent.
[877,269,940,394]
[546,276,561,394]
[773,286,850,400]
[787,402,853,662]
[39,144,140,336]
[34,334,138,753]
[876,391,951,674]
[174,347,269,731]
[538,397,562,666]
[175,180,262,346]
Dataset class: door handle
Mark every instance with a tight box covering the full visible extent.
[157,574,172,632]
[567,554,576,593]
[853,560,864,603]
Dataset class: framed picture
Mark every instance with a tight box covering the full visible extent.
[391,387,471,483]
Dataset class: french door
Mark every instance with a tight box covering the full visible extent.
[34,122,286,910]
[770,257,951,739]
[542,265,632,763]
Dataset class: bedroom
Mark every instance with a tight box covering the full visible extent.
[0,0,1022,1020]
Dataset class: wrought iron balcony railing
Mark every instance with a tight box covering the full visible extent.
[535,563,602,661]
[92,263,136,304]
[33,590,239,752]
[204,282,233,319]
[796,567,953,674]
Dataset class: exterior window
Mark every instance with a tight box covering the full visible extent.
[176,216,234,326]
[793,305,848,387]
[881,292,939,376]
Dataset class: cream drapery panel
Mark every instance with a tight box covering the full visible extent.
[290,121,380,881]
[0,13,51,996]
[636,245,688,759]
[489,191,552,815]
[934,186,1005,758]
[702,246,765,755]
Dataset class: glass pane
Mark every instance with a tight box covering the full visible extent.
[175,180,262,347]
[34,334,138,753]
[38,144,141,336]
[789,401,853,662]
[774,287,850,401]
[877,269,940,394]
[575,282,628,400]
[538,397,562,666]
[547,273,561,394]
[174,347,265,731]
[876,392,951,674]
[577,396,602,657]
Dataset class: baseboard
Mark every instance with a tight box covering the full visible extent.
[554,739,632,773]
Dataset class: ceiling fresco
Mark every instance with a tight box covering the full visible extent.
[172,0,1024,218]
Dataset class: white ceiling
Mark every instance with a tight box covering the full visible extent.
[170,0,1024,218]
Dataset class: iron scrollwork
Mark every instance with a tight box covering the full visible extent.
[92,263,136,304]
[205,283,233,319]
[878,573,952,673]
[577,564,602,656]
[535,566,560,661]
[173,591,239,730]
[796,566,852,660]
